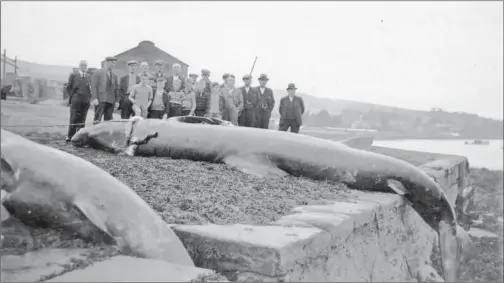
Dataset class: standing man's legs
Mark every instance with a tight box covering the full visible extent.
[257,110,271,129]
[290,121,300,133]
[229,108,239,126]
[278,119,290,132]
[94,102,106,122]
[103,102,115,121]
[222,108,230,122]
[121,99,133,119]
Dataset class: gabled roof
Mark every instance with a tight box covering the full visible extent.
[113,41,189,66]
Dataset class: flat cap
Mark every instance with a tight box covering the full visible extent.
[189,73,199,78]
[222,73,230,79]
[258,74,269,81]
[126,60,138,66]
[242,74,252,80]
[154,60,164,66]
[105,56,117,61]
[201,69,211,75]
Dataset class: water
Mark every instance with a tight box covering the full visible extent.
[374,139,503,171]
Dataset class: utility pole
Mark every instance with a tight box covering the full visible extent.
[2,49,6,85]
[14,56,18,80]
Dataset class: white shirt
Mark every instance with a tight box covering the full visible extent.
[79,71,87,78]
[289,95,294,102]
[245,86,250,93]
[259,87,265,95]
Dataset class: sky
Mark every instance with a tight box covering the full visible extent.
[1,1,503,119]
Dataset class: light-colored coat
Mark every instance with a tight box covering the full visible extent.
[91,68,119,104]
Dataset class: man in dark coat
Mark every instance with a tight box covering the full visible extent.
[278,83,305,134]
[65,60,91,141]
[238,74,259,127]
[254,74,275,129]
[118,60,140,119]
[91,56,119,122]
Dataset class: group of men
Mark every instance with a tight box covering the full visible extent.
[65,56,305,142]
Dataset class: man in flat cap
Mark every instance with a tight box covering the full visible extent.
[278,83,305,134]
[65,60,91,141]
[238,74,259,127]
[91,56,119,122]
[118,60,140,119]
[166,63,186,92]
[220,74,243,125]
[254,74,275,129]
[194,68,212,116]
[152,60,168,92]
[189,73,199,85]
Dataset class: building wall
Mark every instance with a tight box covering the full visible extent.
[107,41,189,78]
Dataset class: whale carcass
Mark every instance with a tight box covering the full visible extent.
[0,129,194,266]
[72,116,472,281]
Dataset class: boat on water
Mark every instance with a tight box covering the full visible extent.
[464,139,490,145]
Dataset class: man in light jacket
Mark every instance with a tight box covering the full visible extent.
[220,74,243,126]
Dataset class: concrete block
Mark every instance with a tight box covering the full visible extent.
[46,255,220,282]
[1,248,93,282]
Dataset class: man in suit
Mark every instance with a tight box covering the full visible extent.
[254,74,275,129]
[238,74,259,127]
[65,60,91,141]
[278,83,305,134]
[91,56,119,122]
[118,60,140,119]
[165,63,185,92]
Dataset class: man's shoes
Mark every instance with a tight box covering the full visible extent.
[65,137,71,142]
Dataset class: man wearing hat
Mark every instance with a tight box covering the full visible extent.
[238,74,259,127]
[278,83,305,134]
[152,60,168,89]
[221,73,230,89]
[91,56,119,122]
[65,60,91,142]
[118,60,140,119]
[254,74,275,129]
[194,68,212,116]
[189,73,199,85]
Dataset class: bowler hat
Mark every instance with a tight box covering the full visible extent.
[258,74,269,81]
[286,83,297,90]
[242,74,252,80]
[105,56,117,62]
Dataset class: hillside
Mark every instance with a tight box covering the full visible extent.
[1,57,73,82]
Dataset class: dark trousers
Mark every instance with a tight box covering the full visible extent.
[194,109,206,117]
[121,98,134,119]
[279,118,300,133]
[181,109,191,116]
[168,104,182,118]
[67,96,90,138]
[239,108,256,127]
[255,110,271,129]
[148,110,165,119]
[94,102,114,122]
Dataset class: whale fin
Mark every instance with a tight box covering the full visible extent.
[73,199,112,237]
[339,136,374,150]
[223,154,288,178]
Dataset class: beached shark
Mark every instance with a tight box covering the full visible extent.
[0,128,194,266]
[72,116,473,281]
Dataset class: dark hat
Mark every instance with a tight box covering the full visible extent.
[126,60,138,66]
[242,74,252,80]
[286,83,297,90]
[105,56,117,62]
[258,74,269,81]
[201,69,211,75]
[154,60,164,66]
[222,73,230,79]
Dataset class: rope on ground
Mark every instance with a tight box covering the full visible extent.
[1,120,129,128]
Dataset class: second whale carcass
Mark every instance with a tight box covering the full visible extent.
[72,116,472,281]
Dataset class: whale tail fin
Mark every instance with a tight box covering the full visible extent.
[340,136,374,150]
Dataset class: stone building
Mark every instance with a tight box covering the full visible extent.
[103,40,189,78]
